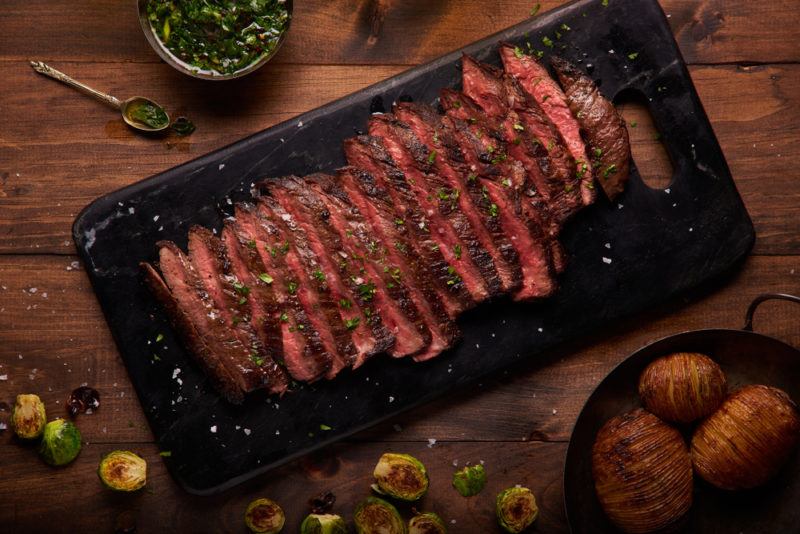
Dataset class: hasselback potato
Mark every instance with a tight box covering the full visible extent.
[638,352,727,423]
[691,384,800,490]
[592,409,693,534]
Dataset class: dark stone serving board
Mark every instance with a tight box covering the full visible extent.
[73,0,754,495]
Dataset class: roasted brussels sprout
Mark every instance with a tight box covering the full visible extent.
[354,497,406,534]
[373,452,428,501]
[98,450,147,491]
[638,352,727,423]
[496,487,538,533]
[38,418,82,466]
[300,514,347,534]
[592,409,692,534]
[11,393,46,440]
[692,384,800,490]
[245,497,285,533]
[452,464,486,497]
[409,512,447,534]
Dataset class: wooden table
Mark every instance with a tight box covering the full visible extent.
[1,1,798,532]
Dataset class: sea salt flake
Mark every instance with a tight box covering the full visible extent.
[210,425,217,433]
[552,409,558,414]
[602,257,612,264]
[0,375,7,381]
[172,368,181,379]
[153,215,160,222]
[427,438,437,448]
[244,428,251,436]
[388,396,395,403]
[218,164,225,171]
[665,188,671,194]
[604,242,611,249]
[128,207,135,214]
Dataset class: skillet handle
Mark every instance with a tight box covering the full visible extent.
[743,293,800,331]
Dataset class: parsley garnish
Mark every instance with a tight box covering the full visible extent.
[287,281,299,295]
[344,317,360,331]
[246,239,257,249]
[603,164,618,178]
[155,333,164,343]
[258,273,274,284]
[427,150,437,164]
[489,203,499,217]
[280,312,289,322]
[339,299,352,309]
[513,123,525,132]
[514,46,525,59]
[530,3,541,16]
[250,353,265,366]
[312,269,326,282]
[628,52,639,60]
[454,244,462,259]
[358,282,377,301]
[320,424,332,431]
[542,36,554,48]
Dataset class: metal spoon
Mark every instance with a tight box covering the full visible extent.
[30,61,170,133]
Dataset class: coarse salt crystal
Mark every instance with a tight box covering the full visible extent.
[602,257,612,264]
[0,375,7,381]
[218,164,225,170]
[244,428,251,436]
[210,425,217,433]
[427,438,437,448]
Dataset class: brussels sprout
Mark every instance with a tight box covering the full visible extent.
[11,394,46,440]
[38,418,82,466]
[245,498,285,533]
[300,513,347,534]
[409,512,447,534]
[354,497,407,534]
[373,453,429,501]
[98,450,147,491]
[452,464,486,497]
[496,487,538,533]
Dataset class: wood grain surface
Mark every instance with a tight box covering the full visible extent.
[1,1,798,532]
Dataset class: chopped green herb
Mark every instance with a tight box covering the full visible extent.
[250,353,265,366]
[602,0,609,6]
[542,94,550,102]
[446,266,462,286]
[320,424,332,431]
[452,100,462,109]
[491,153,508,165]
[630,120,638,128]
[246,239,257,249]
[395,241,408,253]
[513,123,525,132]
[654,132,662,141]
[593,148,603,158]
[454,244,462,259]
[467,173,478,183]
[287,281,299,295]
[501,178,512,188]
[514,46,525,59]
[628,52,639,60]
[280,312,289,322]
[560,23,571,31]
[155,333,164,343]
[427,150,437,164]
[394,218,405,226]
[432,133,439,144]
[530,3,541,16]
[258,272,274,284]
[486,145,495,154]
[513,137,522,145]
[344,317,360,331]
[233,281,250,296]
[542,36,554,48]
[159,451,172,457]
[555,30,562,40]
[603,164,618,178]
[339,299,352,309]
[358,282,377,301]
[312,269,326,282]
[489,203,499,217]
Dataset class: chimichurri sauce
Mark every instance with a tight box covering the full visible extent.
[127,100,170,129]
[146,0,290,76]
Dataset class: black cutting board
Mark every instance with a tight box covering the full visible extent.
[73,0,754,495]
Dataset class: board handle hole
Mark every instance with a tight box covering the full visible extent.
[615,90,674,191]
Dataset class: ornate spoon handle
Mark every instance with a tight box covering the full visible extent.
[30,61,121,109]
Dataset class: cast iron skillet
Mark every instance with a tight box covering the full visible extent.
[564,293,800,533]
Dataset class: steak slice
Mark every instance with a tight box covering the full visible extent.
[368,114,503,301]
[220,221,290,394]
[266,176,396,366]
[234,203,332,382]
[303,173,432,359]
[141,261,246,404]
[439,92,557,299]
[337,165,461,361]
[186,226,288,393]
[551,56,631,200]
[394,102,523,293]
[255,196,357,380]
[344,135,475,315]
[499,44,596,206]
[461,55,582,225]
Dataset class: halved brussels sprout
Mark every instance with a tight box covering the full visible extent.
[373,452,429,501]
[409,512,447,534]
[98,450,147,491]
[452,464,486,497]
[11,393,46,440]
[300,513,347,534]
[38,418,82,466]
[245,498,285,533]
[354,497,406,534]
[496,487,538,533]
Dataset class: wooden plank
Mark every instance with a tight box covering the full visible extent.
[0,439,568,533]
[2,255,798,446]
[2,64,799,255]
[0,1,797,66]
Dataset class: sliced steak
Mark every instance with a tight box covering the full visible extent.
[439,91,558,298]
[551,56,631,200]
[234,203,332,382]
[368,114,503,301]
[499,44,596,205]
[302,173,432,359]
[186,226,287,392]
[344,135,475,315]
[220,222,290,394]
[266,176,396,366]
[337,165,461,361]
[255,196,357,380]
[141,261,246,403]
[394,102,523,293]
